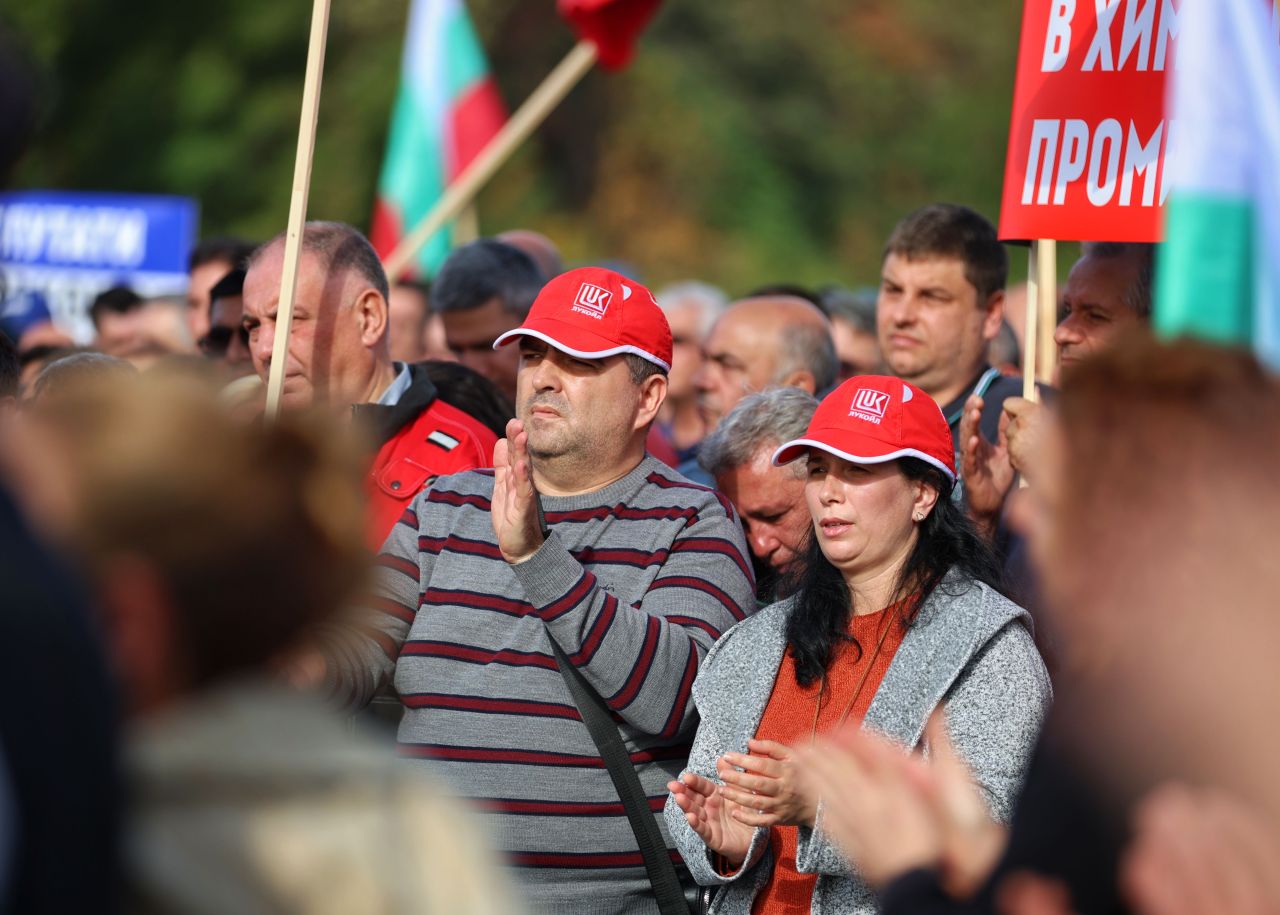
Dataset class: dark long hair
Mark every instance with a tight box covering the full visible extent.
[782,458,1004,687]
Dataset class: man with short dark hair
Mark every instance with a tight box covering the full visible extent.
[431,238,546,400]
[820,285,883,380]
[197,268,253,377]
[1054,242,1154,375]
[877,203,1022,452]
[241,221,498,545]
[319,267,756,913]
[187,236,255,341]
[90,287,192,364]
[699,387,818,600]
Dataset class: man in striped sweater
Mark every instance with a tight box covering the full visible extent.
[324,266,757,913]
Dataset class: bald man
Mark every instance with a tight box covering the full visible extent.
[693,296,837,431]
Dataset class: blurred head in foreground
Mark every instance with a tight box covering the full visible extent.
[23,373,367,715]
[1023,333,1280,812]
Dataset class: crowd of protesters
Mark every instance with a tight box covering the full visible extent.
[3,194,1280,915]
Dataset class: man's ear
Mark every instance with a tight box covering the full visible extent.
[981,289,1006,343]
[634,372,669,431]
[356,289,389,348]
[779,369,818,394]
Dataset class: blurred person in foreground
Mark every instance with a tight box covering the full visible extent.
[876,204,1022,462]
[655,281,729,456]
[430,238,546,402]
[792,335,1280,915]
[186,236,255,342]
[698,387,818,603]
[19,373,518,914]
[820,285,883,381]
[241,221,498,546]
[666,375,1049,915]
[307,267,755,913]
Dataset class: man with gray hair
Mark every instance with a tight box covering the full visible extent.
[699,386,818,601]
[242,221,498,546]
[655,280,728,455]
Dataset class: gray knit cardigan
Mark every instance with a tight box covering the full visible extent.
[663,571,1052,915]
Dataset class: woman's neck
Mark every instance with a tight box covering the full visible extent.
[843,537,916,615]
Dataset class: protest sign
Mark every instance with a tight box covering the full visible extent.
[999,0,1179,242]
[0,190,197,342]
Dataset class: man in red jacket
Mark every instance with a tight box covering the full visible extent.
[242,222,498,548]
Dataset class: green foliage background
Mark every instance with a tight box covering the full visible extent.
[5,0,1045,292]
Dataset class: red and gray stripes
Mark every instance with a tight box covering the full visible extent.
[329,456,755,907]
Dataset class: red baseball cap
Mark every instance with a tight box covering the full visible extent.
[772,375,956,482]
[493,267,672,371]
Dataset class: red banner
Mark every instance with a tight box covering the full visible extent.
[998,0,1180,242]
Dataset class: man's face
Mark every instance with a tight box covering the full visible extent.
[241,244,380,408]
[515,338,641,464]
[387,285,430,364]
[694,312,781,428]
[1054,252,1145,372]
[715,449,810,574]
[442,297,522,400]
[204,295,254,376]
[877,253,1002,399]
[663,304,705,402]
[831,317,882,381]
[188,258,233,342]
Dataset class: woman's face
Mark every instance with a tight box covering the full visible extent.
[803,452,933,585]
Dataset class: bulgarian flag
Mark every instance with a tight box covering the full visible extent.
[370,0,506,277]
[1155,0,1280,368]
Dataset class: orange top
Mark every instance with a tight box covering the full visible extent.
[749,606,908,915]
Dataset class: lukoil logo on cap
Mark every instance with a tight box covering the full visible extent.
[849,388,890,424]
[571,282,612,319]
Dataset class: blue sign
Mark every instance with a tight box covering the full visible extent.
[0,190,199,343]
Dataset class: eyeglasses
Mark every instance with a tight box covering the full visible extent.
[198,325,250,357]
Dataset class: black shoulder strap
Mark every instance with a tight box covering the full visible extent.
[548,639,690,915]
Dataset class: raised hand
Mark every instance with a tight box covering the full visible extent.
[794,725,944,889]
[960,394,1015,536]
[716,739,817,828]
[491,419,544,564]
[668,771,757,867]
[1002,398,1045,481]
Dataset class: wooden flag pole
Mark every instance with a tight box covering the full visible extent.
[265,0,332,421]
[1023,243,1040,404]
[1035,239,1058,385]
[383,39,599,282]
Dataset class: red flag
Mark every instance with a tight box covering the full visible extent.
[557,0,661,70]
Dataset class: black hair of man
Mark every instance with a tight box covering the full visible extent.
[0,330,18,398]
[250,221,390,303]
[208,268,246,301]
[746,283,823,310]
[883,203,1008,306]
[188,237,257,273]
[431,238,545,317]
[1080,242,1156,319]
[88,285,144,330]
[418,359,514,438]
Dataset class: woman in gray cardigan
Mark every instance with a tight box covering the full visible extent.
[665,376,1051,914]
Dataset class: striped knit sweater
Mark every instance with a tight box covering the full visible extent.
[327,455,757,914]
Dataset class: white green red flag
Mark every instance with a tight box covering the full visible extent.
[370,0,506,277]
[1155,0,1280,367]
